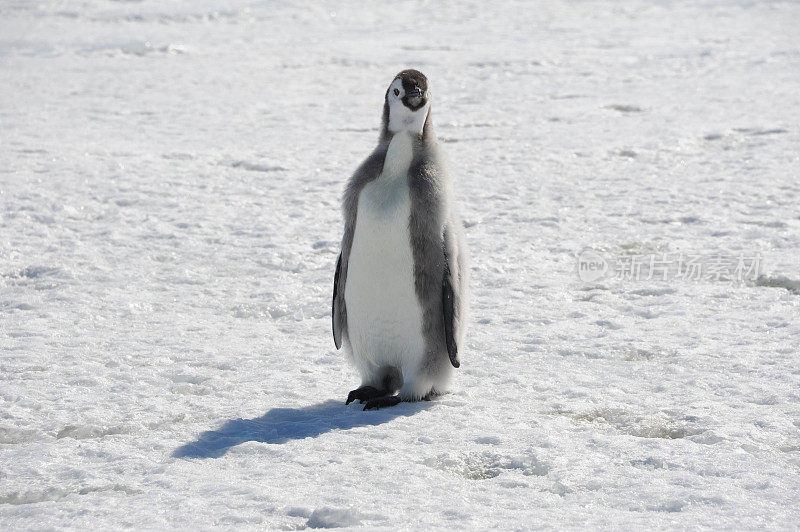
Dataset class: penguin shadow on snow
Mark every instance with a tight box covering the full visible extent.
[173,399,431,459]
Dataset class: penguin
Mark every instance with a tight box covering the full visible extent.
[332,69,469,410]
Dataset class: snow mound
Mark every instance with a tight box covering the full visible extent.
[306,507,365,529]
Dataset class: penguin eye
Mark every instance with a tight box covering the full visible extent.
[393,89,400,97]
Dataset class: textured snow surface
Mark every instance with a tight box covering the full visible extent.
[2,0,800,529]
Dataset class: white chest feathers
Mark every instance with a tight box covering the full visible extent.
[344,132,425,372]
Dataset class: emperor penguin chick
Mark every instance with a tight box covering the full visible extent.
[332,69,469,410]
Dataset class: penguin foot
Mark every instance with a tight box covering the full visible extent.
[363,396,401,411]
[345,386,384,405]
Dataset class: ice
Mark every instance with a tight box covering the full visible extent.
[1,0,799,529]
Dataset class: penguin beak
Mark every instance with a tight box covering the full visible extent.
[405,88,425,107]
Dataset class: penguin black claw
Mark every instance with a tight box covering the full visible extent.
[345,386,383,405]
[363,396,401,411]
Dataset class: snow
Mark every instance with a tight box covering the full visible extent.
[1,0,799,529]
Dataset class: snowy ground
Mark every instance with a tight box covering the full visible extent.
[2,0,800,529]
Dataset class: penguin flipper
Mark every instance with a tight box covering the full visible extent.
[332,252,343,349]
[442,246,460,368]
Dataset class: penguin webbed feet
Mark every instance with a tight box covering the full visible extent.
[345,386,404,410]
[345,386,385,406]
[362,395,401,411]
[347,367,405,409]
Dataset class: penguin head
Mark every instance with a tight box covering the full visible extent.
[385,69,430,136]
